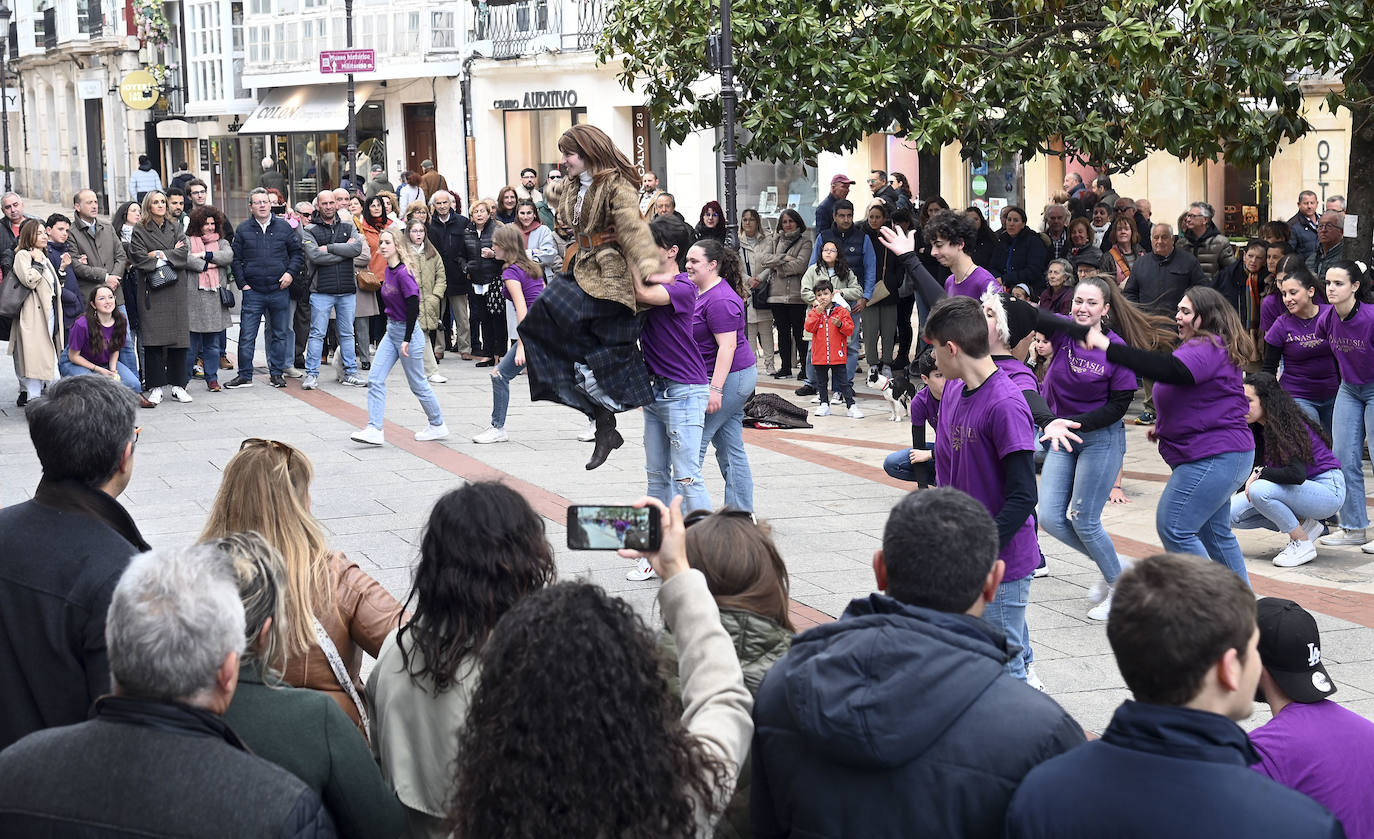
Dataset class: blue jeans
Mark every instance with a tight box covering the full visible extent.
[983,575,1032,680]
[643,377,711,513]
[1333,381,1374,531]
[366,321,444,431]
[237,286,291,379]
[115,305,138,379]
[1157,448,1255,584]
[1293,395,1336,437]
[187,332,224,383]
[699,365,757,511]
[805,329,861,389]
[1231,469,1345,534]
[306,292,357,377]
[1039,423,1127,583]
[58,349,141,393]
[489,340,525,428]
[883,446,935,486]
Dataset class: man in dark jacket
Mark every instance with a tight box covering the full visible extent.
[227,188,304,389]
[0,191,38,344]
[868,169,901,208]
[300,189,366,390]
[752,488,1086,839]
[0,376,148,751]
[1179,201,1236,281]
[0,543,336,838]
[1288,190,1321,262]
[427,190,471,355]
[1308,210,1345,283]
[1123,224,1204,423]
[258,155,288,198]
[1005,554,1344,838]
[814,174,854,234]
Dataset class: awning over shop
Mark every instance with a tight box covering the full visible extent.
[237,83,377,135]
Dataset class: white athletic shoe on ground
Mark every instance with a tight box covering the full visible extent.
[577,421,597,442]
[472,427,509,444]
[1318,528,1366,546]
[1273,539,1318,567]
[350,426,384,446]
[1033,562,1050,578]
[283,366,304,378]
[625,558,658,582]
[301,375,318,390]
[1087,587,1114,621]
[1087,579,1110,604]
[1300,518,1325,542]
[1364,539,1374,555]
[427,373,448,383]
[415,423,450,442]
[1025,666,1045,692]
[146,387,163,405]
[847,405,864,419]
[169,386,193,403]
[815,403,831,417]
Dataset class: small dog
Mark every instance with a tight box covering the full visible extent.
[867,368,916,421]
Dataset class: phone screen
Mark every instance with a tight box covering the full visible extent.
[271,205,286,215]
[566,505,660,551]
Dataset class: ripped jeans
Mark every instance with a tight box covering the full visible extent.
[643,376,712,513]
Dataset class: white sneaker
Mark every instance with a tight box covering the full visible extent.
[427,373,448,383]
[810,395,821,404]
[1319,528,1366,546]
[283,366,304,379]
[1363,539,1374,555]
[1087,578,1110,604]
[1087,587,1114,621]
[577,420,597,442]
[415,423,450,442]
[169,386,193,403]
[1024,666,1045,692]
[1273,539,1318,568]
[1033,562,1050,578]
[472,426,509,444]
[846,405,865,419]
[146,387,163,405]
[831,393,843,404]
[815,403,831,417]
[350,426,384,446]
[1300,518,1326,542]
[625,558,658,582]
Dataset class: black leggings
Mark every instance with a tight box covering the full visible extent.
[470,294,507,358]
[143,345,188,389]
[774,303,807,373]
[895,294,917,371]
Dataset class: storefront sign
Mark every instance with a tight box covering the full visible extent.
[492,89,580,110]
[199,139,210,173]
[119,70,159,111]
[320,49,376,74]
[77,78,104,100]
[1317,139,1332,200]
[631,106,651,177]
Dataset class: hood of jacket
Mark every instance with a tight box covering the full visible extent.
[768,593,1011,769]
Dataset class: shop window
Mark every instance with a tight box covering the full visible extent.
[735,160,817,233]
[1222,158,1270,239]
[968,154,1024,232]
[502,108,585,190]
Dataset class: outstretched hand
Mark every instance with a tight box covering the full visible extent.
[1040,418,1084,453]
[878,225,918,256]
[617,495,689,580]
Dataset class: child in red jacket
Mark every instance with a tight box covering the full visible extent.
[804,279,859,417]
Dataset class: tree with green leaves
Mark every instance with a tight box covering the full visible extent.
[601,0,1372,259]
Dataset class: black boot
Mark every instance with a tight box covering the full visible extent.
[586,408,623,470]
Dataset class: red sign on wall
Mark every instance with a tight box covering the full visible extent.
[320,49,376,74]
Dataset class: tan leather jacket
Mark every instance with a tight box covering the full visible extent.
[557,174,661,312]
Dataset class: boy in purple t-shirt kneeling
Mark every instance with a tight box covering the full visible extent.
[913,296,1043,686]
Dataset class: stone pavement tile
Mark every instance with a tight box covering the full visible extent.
[1052,687,1132,735]
[1025,602,1092,631]
[795,592,862,619]
[786,578,829,598]
[1316,627,1374,664]
[1025,576,1095,605]
[1030,624,1112,658]
[779,552,873,575]
[801,568,878,596]
[323,513,424,537]
[1325,662,1374,695]
[330,531,421,569]
[1035,653,1126,694]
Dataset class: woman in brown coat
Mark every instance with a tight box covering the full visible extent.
[9,219,62,405]
[200,438,405,735]
[759,209,814,378]
[129,191,194,405]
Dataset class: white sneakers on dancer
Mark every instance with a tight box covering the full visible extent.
[415,423,450,442]
[473,427,509,444]
[1273,539,1319,568]
[1025,666,1045,692]
[815,403,831,417]
[1087,588,1114,622]
[146,387,163,405]
[846,405,865,419]
[626,557,657,582]
[350,426,384,446]
[427,373,448,384]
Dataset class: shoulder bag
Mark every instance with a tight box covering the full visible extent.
[313,618,371,737]
[356,270,382,292]
[0,269,30,320]
[146,263,178,291]
[217,285,235,309]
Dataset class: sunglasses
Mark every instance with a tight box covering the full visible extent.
[683,506,755,528]
[240,437,296,466]
[548,174,564,180]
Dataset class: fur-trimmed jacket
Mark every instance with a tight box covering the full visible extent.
[556,173,661,312]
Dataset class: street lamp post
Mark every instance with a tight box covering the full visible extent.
[0,0,11,193]
[715,0,738,249]
[344,0,357,190]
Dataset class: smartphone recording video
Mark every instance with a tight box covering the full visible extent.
[566,505,661,551]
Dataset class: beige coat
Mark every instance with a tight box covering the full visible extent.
[760,230,814,306]
[8,249,63,380]
[557,174,661,312]
[410,246,447,331]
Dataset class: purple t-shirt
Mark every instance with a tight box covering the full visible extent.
[909,385,940,428]
[692,280,754,373]
[380,263,420,322]
[1043,330,1138,416]
[1250,700,1374,839]
[641,275,708,385]
[935,369,1040,581]
[994,355,1039,394]
[1259,292,1285,335]
[1315,300,1374,385]
[1265,306,1339,402]
[1262,424,1342,480]
[501,264,544,309]
[946,265,1002,300]
[1153,336,1253,467]
[67,317,118,366]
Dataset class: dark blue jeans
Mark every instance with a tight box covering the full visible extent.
[237,286,291,379]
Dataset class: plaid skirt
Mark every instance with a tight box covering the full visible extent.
[518,275,654,417]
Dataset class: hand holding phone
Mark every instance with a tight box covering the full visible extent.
[617,496,688,581]
[567,503,662,552]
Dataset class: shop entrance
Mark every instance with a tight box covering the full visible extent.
[404,103,436,176]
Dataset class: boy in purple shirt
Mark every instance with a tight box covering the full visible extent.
[1252,597,1374,838]
[913,296,1042,684]
[882,348,943,487]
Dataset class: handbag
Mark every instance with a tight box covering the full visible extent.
[750,276,772,310]
[146,264,178,291]
[0,269,30,320]
[313,618,371,738]
[356,270,382,292]
[217,285,235,309]
[867,279,890,306]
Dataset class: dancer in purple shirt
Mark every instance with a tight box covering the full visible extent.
[1262,264,1339,433]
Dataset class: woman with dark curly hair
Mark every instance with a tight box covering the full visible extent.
[448,497,753,839]
[368,482,555,838]
[695,200,727,242]
[1229,373,1345,569]
[184,205,234,392]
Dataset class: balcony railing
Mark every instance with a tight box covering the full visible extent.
[470,0,604,59]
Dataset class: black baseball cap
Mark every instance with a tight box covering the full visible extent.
[1256,597,1336,703]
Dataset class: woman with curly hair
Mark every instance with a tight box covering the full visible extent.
[368,482,556,838]
[1229,373,1345,568]
[183,205,234,392]
[447,497,752,839]
[695,200,727,242]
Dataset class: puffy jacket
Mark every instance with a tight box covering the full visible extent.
[991,228,1050,295]
[1179,222,1236,280]
[752,594,1085,839]
[1123,247,1206,315]
[1288,211,1319,261]
[302,215,363,296]
[759,230,813,305]
[810,224,877,298]
[232,215,304,292]
[804,302,854,366]
[427,212,470,294]
[464,221,502,288]
[1006,701,1344,839]
[800,264,861,306]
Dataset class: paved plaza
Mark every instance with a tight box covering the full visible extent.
[3,307,1374,735]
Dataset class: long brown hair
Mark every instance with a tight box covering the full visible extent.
[684,509,794,630]
[82,286,127,360]
[199,440,332,656]
[492,223,541,281]
[1182,284,1255,368]
[1073,275,1173,350]
[557,124,638,187]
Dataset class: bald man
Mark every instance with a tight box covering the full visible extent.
[299,189,367,390]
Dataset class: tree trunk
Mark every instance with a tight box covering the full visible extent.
[917,147,942,202]
[1344,55,1374,263]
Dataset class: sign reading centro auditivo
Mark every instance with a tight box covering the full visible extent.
[493,90,579,110]
[320,49,376,74]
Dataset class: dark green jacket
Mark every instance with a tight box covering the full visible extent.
[224,662,405,839]
[661,608,793,839]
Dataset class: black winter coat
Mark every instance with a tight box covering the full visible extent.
[464,221,502,288]
[232,215,304,292]
[428,212,470,295]
[990,228,1050,295]
[751,594,1085,839]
